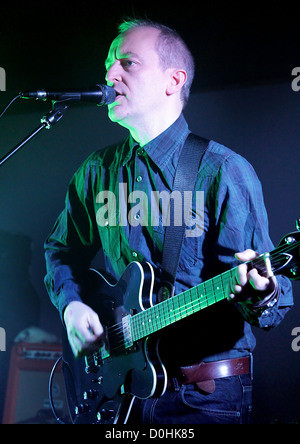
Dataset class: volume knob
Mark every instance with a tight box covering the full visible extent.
[100,408,115,420]
[75,403,90,415]
[83,389,98,400]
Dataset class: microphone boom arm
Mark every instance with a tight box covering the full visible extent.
[0,100,69,167]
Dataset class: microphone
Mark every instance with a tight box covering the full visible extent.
[20,84,116,105]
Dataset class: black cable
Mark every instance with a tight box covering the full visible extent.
[48,355,66,424]
[49,355,78,424]
[0,94,21,119]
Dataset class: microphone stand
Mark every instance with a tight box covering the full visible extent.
[0,100,70,167]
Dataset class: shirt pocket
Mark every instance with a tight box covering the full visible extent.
[179,207,206,272]
[152,209,205,272]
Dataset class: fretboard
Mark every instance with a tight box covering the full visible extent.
[130,267,236,342]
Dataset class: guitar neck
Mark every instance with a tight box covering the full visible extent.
[131,267,236,342]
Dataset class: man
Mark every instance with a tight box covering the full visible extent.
[44,19,293,424]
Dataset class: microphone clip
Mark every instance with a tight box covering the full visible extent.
[41,100,69,130]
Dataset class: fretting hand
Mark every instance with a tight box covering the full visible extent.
[228,249,277,301]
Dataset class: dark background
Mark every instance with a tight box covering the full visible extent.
[0,2,300,424]
[1,3,300,94]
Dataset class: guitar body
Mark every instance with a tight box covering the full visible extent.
[62,261,167,424]
[61,226,300,424]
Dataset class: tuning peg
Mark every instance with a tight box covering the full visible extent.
[296,219,300,231]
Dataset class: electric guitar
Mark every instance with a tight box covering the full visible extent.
[62,224,300,424]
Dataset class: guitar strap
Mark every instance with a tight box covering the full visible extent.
[159,133,209,300]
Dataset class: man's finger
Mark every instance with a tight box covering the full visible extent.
[235,249,258,262]
[248,268,271,291]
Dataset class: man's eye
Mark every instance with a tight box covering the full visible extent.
[104,59,137,74]
[123,60,136,68]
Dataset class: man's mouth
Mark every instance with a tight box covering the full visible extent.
[114,89,125,99]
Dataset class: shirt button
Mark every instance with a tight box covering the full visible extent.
[136,176,143,183]
[136,148,144,156]
[132,251,138,259]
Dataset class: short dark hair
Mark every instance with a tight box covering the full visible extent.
[117,18,195,107]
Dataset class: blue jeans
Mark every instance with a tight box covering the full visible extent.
[129,374,252,424]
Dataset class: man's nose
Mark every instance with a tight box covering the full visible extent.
[106,61,122,84]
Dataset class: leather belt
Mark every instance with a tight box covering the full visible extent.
[168,356,251,394]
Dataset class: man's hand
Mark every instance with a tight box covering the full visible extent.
[64,301,104,358]
[228,249,277,300]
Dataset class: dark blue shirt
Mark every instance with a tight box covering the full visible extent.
[44,114,293,366]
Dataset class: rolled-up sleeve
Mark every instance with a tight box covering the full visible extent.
[44,159,101,321]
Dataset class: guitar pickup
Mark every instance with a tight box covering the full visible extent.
[85,354,99,374]
[122,315,133,349]
[99,330,110,361]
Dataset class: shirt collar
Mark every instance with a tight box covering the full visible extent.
[124,114,190,172]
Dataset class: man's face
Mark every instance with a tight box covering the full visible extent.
[105,27,171,131]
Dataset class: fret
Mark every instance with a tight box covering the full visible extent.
[186,290,195,316]
[171,293,181,322]
[165,298,175,325]
[168,297,175,324]
[131,318,139,342]
[190,287,199,312]
[178,292,188,319]
[140,310,147,337]
[213,276,224,303]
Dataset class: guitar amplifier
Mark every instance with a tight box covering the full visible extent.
[2,342,69,424]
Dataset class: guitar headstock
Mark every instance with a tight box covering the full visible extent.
[271,220,300,280]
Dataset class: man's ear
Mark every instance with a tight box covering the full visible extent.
[166,68,187,96]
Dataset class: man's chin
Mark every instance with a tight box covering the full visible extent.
[107,105,129,126]
[107,106,120,123]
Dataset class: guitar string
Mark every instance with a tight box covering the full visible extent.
[105,241,300,347]
[96,270,230,346]
[100,265,286,354]
[100,271,240,353]
[103,269,232,336]
[97,240,300,353]
[105,239,298,339]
